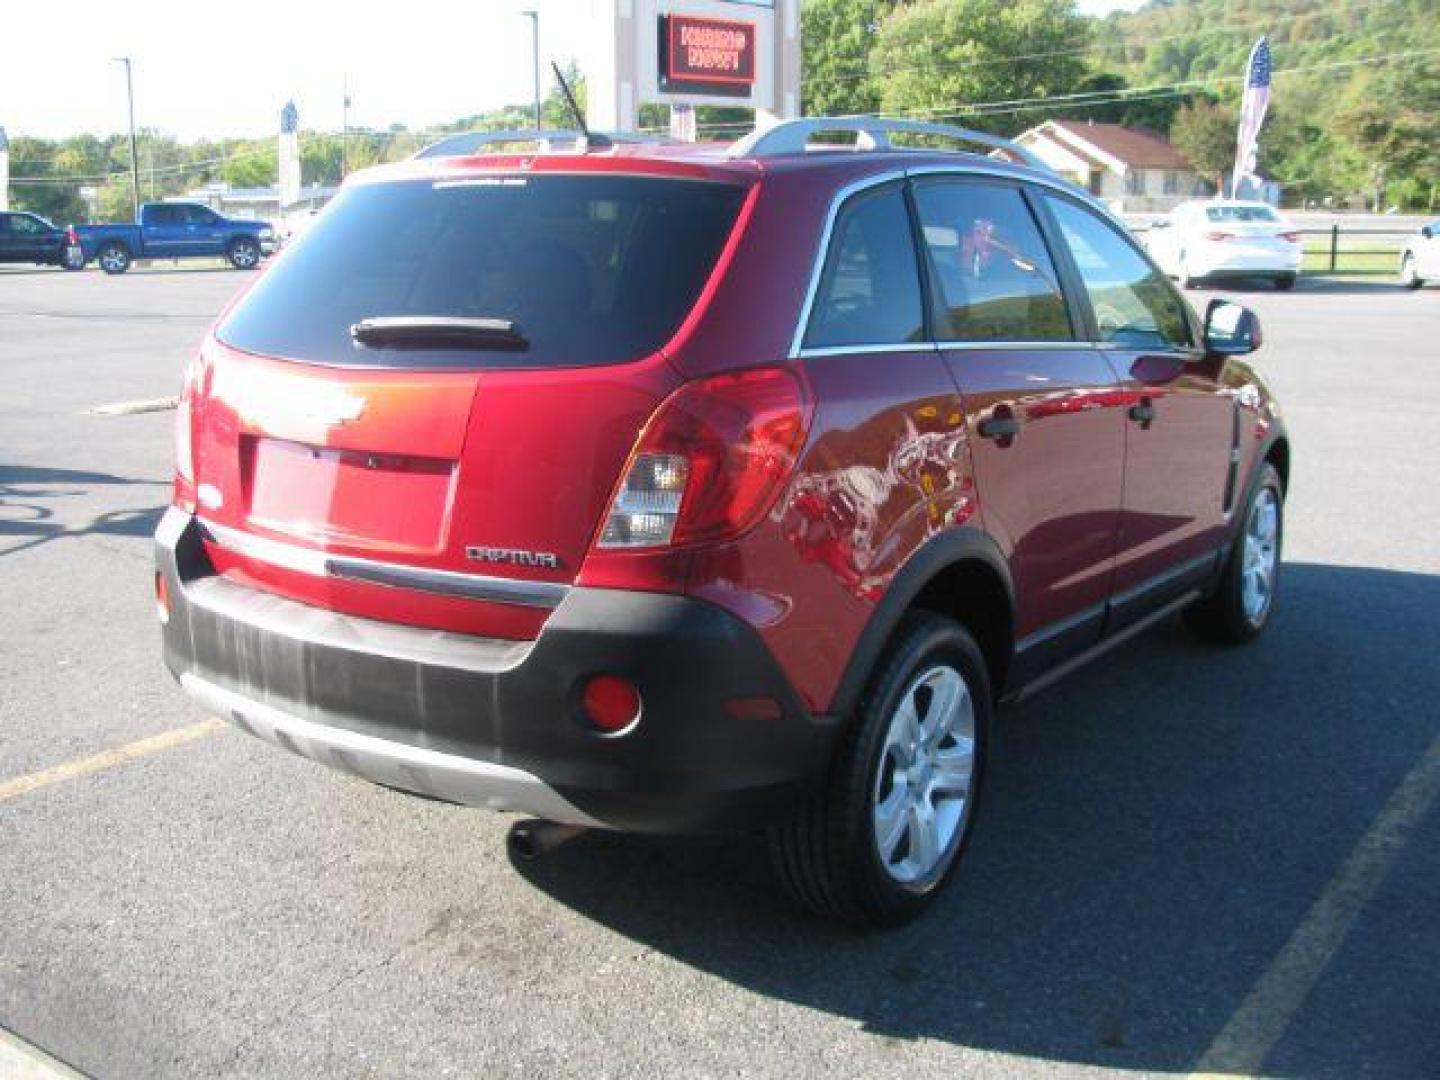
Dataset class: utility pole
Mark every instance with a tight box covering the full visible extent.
[522,11,541,130]
[114,57,140,222]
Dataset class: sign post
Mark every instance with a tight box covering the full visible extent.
[586,0,799,134]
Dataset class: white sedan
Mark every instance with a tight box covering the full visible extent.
[1145,200,1303,290]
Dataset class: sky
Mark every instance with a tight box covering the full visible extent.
[0,0,1147,141]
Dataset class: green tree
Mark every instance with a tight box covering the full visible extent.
[1170,97,1235,192]
[220,150,277,189]
[1333,61,1440,209]
[868,0,1094,135]
[801,0,902,117]
[1052,73,1185,132]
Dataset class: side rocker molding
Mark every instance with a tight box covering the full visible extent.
[826,527,1015,721]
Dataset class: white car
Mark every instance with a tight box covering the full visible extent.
[1400,221,1440,289]
[1145,200,1303,290]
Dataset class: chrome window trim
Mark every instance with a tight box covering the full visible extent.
[796,342,937,359]
[795,340,1095,359]
[198,519,569,610]
[790,163,1106,360]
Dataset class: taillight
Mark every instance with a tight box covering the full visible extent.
[176,359,197,484]
[66,226,79,245]
[598,367,812,550]
[1278,231,1301,243]
[1205,231,1234,242]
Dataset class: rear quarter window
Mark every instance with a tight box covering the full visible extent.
[217,174,746,368]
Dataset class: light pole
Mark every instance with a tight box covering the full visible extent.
[342,74,350,178]
[521,11,541,130]
[114,57,140,222]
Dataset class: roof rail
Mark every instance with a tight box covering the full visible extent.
[413,129,675,160]
[727,117,1051,173]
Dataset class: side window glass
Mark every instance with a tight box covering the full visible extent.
[147,205,176,226]
[1045,196,1192,348]
[186,206,218,225]
[803,185,924,349]
[913,180,1072,342]
[14,215,42,236]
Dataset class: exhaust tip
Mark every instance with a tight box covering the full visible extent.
[507,819,587,862]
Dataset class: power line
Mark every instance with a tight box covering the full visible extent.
[655,45,1440,135]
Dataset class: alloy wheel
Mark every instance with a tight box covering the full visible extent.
[1242,487,1280,623]
[872,663,976,885]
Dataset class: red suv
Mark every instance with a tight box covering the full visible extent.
[155,119,1288,925]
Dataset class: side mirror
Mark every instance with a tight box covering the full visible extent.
[1423,225,1433,239]
[1204,300,1262,357]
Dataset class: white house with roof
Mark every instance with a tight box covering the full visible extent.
[1015,120,1208,212]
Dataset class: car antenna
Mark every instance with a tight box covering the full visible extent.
[551,62,611,151]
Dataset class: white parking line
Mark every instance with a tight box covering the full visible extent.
[1189,731,1440,1078]
[0,1027,87,1079]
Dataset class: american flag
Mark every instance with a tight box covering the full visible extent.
[1231,37,1272,197]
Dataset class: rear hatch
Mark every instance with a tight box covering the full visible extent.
[189,166,750,638]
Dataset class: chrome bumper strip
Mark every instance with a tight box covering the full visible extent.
[198,518,568,610]
[180,673,602,826]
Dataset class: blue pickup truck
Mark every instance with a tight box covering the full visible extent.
[75,202,276,274]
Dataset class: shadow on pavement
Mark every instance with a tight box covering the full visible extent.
[512,561,1440,1077]
[1194,277,1404,295]
[0,465,167,557]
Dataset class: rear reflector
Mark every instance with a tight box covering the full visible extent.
[597,367,812,550]
[155,571,171,624]
[1205,231,1234,242]
[1278,231,1301,243]
[580,675,642,734]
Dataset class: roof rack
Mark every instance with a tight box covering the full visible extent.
[412,130,674,160]
[727,117,1051,173]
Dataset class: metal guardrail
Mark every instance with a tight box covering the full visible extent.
[1301,226,1409,274]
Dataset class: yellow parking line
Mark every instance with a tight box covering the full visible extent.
[1189,731,1440,1078]
[0,1026,87,1079]
[0,718,225,804]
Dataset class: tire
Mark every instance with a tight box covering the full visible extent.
[1401,254,1423,290]
[97,242,131,275]
[769,612,991,927]
[227,237,261,270]
[61,245,86,271]
[1274,273,1297,291]
[1184,462,1284,644]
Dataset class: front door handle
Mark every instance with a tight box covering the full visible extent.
[1128,398,1156,427]
[977,408,1020,443]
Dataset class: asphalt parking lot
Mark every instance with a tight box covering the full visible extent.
[2,266,1438,1079]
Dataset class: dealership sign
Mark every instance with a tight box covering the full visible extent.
[659,15,757,96]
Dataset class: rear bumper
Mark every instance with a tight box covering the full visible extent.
[1189,248,1303,277]
[156,508,837,833]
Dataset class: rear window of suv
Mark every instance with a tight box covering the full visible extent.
[217,174,747,368]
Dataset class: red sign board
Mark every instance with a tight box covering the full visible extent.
[660,14,756,96]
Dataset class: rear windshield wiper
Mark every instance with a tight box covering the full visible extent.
[351,316,529,351]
